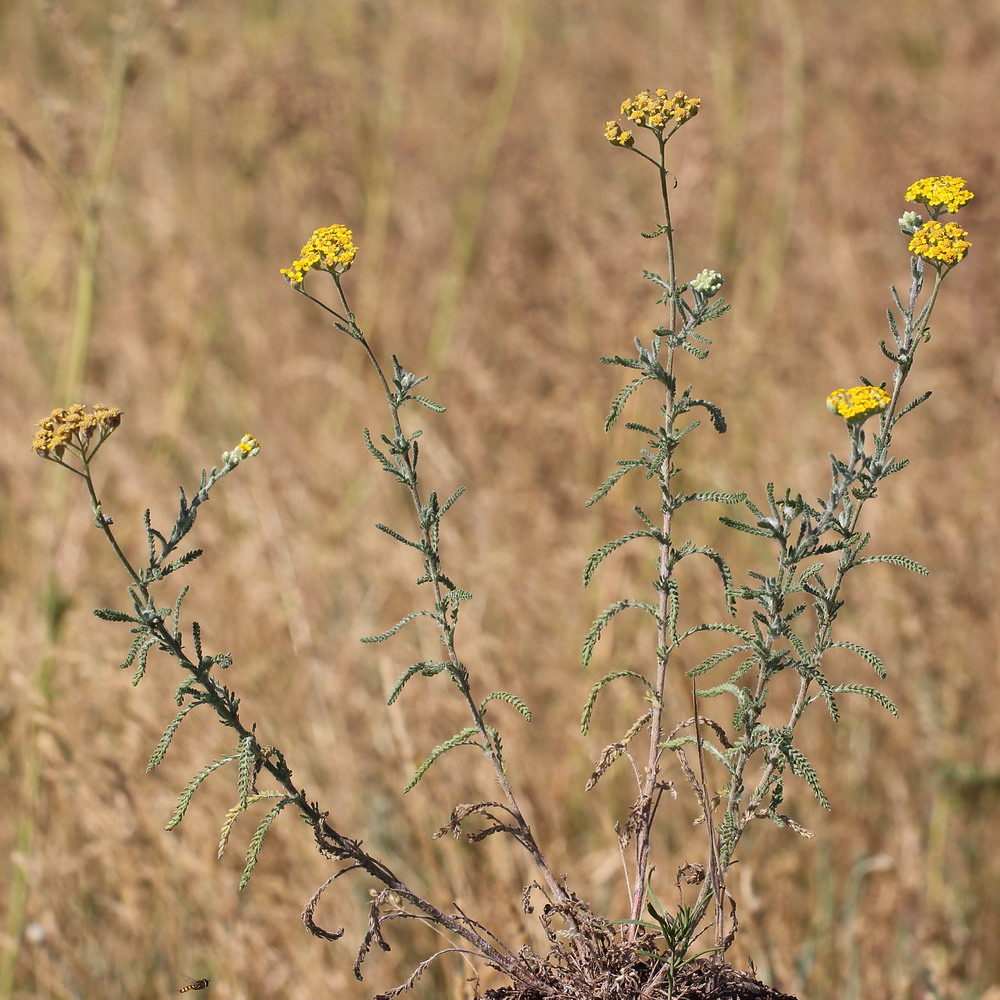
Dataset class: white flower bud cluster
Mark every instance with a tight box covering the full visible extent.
[898,211,923,236]
[690,269,724,296]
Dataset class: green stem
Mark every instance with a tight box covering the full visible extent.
[331,276,571,910]
[81,463,144,590]
[630,132,680,928]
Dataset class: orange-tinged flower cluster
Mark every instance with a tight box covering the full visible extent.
[904,175,974,215]
[908,220,971,267]
[825,386,890,426]
[620,89,700,131]
[281,224,357,286]
[32,404,122,460]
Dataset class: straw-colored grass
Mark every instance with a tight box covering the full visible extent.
[2,2,998,998]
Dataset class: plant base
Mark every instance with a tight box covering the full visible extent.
[482,960,799,1000]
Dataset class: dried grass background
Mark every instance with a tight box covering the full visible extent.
[2,1,999,998]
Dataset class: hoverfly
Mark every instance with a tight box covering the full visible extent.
[177,977,210,993]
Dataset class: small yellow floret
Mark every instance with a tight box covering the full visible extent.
[280,224,358,285]
[904,176,974,214]
[604,121,634,147]
[907,220,971,266]
[825,386,890,425]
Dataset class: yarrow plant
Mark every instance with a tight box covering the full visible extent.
[35,90,974,1000]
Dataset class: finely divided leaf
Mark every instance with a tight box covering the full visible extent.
[133,638,158,686]
[387,661,452,705]
[581,670,652,734]
[375,523,424,551]
[94,607,138,623]
[584,531,656,586]
[687,645,754,678]
[855,554,929,575]
[218,790,285,860]
[684,491,747,505]
[582,599,659,669]
[688,397,727,433]
[829,683,899,716]
[361,610,437,644]
[237,735,256,809]
[405,728,479,792]
[171,585,190,640]
[363,428,402,478]
[410,395,446,413]
[896,390,932,420]
[779,742,831,809]
[439,486,466,516]
[480,691,532,723]
[586,459,646,507]
[605,377,650,431]
[718,516,772,538]
[239,796,295,890]
[165,752,240,830]
[829,640,886,678]
[147,701,202,771]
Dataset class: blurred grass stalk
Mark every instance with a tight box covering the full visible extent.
[425,0,525,366]
[0,4,138,995]
[707,0,804,328]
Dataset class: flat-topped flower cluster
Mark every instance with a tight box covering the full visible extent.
[280,224,358,286]
[32,404,122,461]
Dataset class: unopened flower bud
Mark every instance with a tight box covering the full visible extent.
[898,211,922,235]
[690,269,724,296]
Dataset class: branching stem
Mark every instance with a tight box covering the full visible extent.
[699,259,945,917]
[328,275,572,910]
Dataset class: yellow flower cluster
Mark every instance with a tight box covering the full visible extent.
[825,385,890,425]
[32,404,123,458]
[604,121,634,147]
[908,220,971,266]
[237,434,260,456]
[280,224,358,286]
[904,175,974,214]
[620,89,700,131]
[221,433,262,467]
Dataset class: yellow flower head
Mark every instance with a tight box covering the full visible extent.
[618,89,700,132]
[32,404,123,460]
[604,120,634,147]
[280,224,358,286]
[907,220,971,267]
[825,386,890,426]
[222,433,261,467]
[904,176,974,215]
[237,433,261,457]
